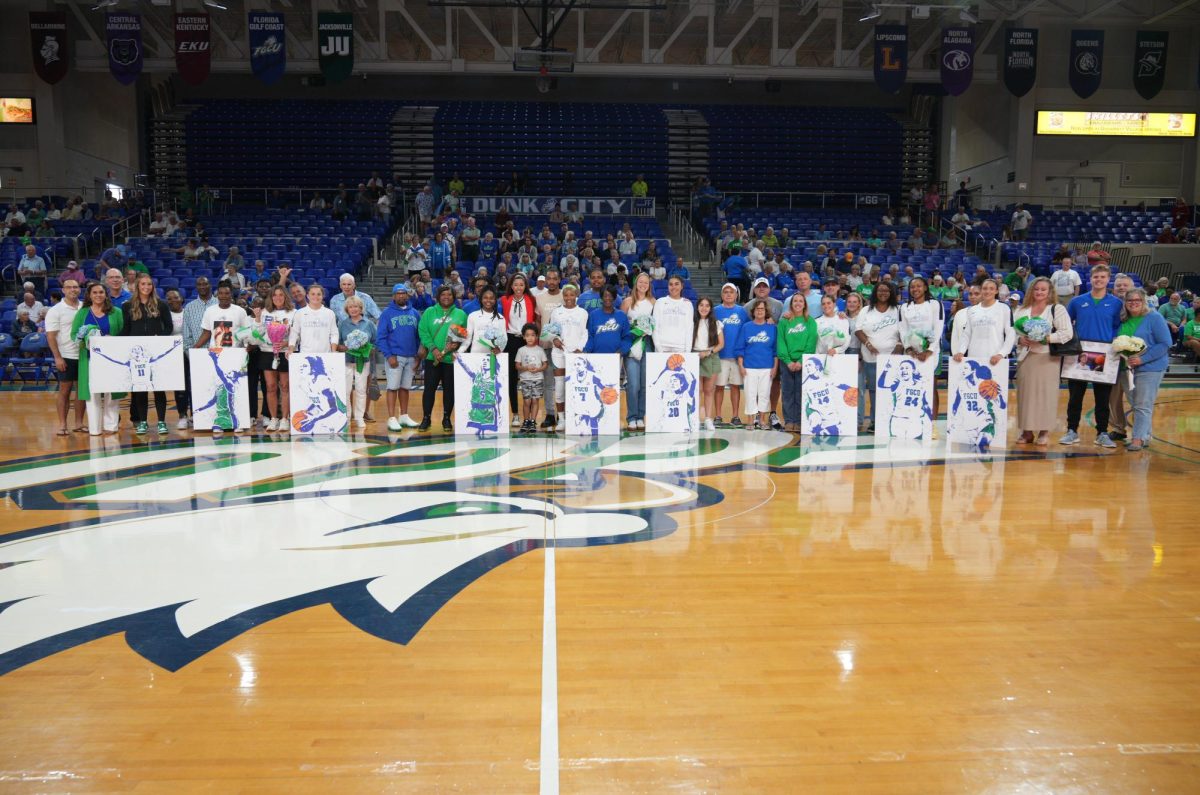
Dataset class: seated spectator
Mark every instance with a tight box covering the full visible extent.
[548,202,565,224]
[906,230,924,251]
[224,246,246,271]
[1159,292,1191,342]
[18,244,48,289]
[885,231,902,253]
[617,232,638,257]
[1085,242,1110,265]
[669,261,691,281]
[223,262,247,291]
[176,239,201,260]
[17,290,47,325]
[1156,224,1177,244]
[309,193,327,211]
[641,242,659,265]
[60,260,87,287]
[11,308,36,341]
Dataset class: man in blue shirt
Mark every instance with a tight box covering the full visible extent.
[104,268,131,307]
[784,272,823,318]
[377,283,423,430]
[577,268,608,313]
[17,244,47,293]
[1061,264,1123,448]
[713,283,749,426]
[96,243,128,281]
[723,247,750,306]
[330,273,381,323]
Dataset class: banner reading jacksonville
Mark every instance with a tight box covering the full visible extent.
[106,13,142,86]
[1003,28,1037,97]
[1132,31,1168,100]
[248,11,286,85]
[317,12,353,84]
[29,12,68,85]
[1068,29,1103,99]
[174,13,210,86]
[940,27,974,96]
[873,25,907,94]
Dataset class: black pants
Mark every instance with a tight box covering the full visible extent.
[130,391,167,423]
[1066,379,1112,434]
[505,333,524,413]
[247,353,272,420]
[422,360,455,421]
[178,355,192,417]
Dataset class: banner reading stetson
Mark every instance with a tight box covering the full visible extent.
[1132,31,1168,100]
[1003,28,1037,97]
[317,12,353,84]
[29,12,68,85]
[940,27,975,96]
[175,13,211,86]
[873,25,908,94]
[248,11,286,85]
[106,12,142,86]
[1068,29,1104,99]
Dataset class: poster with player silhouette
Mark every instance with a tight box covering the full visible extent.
[874,355,936,440]
[565,354,620,435]
[289,352,349,434]
[646,352,699,433]
[453,352,509,438]
[190,348,250,431]
[89,336,184,392]
[800,354,859,436]
[947,358,1009,448]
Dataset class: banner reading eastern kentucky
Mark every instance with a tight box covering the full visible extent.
[248,11,286,85]
[29,12,68,85]
[1068,29,1103,99]
[940,27,975,96]
[106,12,142,86]
[1132,31,1168,100]
[873,25,907,94]
[317,12,353,84]
[1003,27,1037,97]
[174,13,210,86]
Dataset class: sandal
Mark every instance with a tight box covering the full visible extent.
[1034,433,1049,446]
[73,425,86,433]
[56,428,69,436]
[1016,432,1034,445]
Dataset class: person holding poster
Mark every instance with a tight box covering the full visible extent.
[195,282,251,351]
[900,276,945,435]
[71,281,125,436]
[776,293,817,432]
[691,297,724,431]
[855,282,902,434]
[1061,264,1123,448]
[876,357,933,439]
[651,276,694,354]
[949,360,1008,450]
[951,279,1015,367]
[121,273,174,436]
[548,284,590,432]
[288,284,339,355]
[739,300,778,430]
[1013,277,1072,445]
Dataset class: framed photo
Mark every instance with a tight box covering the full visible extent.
[565,353,621,435]
[1060,341,1118,384]
[89,336,183,392]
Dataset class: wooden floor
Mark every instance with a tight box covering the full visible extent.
[1,385,1199,793]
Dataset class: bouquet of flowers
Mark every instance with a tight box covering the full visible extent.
[344,329,374,373]
[76,325,101,346]
[1112,334,1147,390]
[540,321,562,346]
[479,325,507,353]
[446,324,469,347]
[233,325,269,348]
[628,315,655,361]
[905,329,933,353]
[1014,315,1051,343]
[266,323,289,369]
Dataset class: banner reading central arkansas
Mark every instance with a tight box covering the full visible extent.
[1069,29,1104,99]
[175,13,210,86]
[29,12,68,85]
[1003,28,1037,97]
[106,12,142,86]
[873,25,907,94]
[317,12,353,84]
[248,11,286,85]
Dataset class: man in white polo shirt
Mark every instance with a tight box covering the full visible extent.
[1049,257,1081,306]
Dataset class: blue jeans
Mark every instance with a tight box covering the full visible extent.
[624,354,647,422]
[779,363,803,426]
[861,360,877,427]
[1124,368,1164,442]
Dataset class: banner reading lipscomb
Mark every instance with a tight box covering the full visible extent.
[874,25,908,94]
[248,12,286,85]
[29,12,68,85]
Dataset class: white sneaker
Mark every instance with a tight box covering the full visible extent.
[704,418,716,431]
[267,417,280,432]
[636,419,645,430]
[399,414,420,428]
[512,415,522,427]
[176,417,189,430]
[555,416,565,431]
[387,417,402,431]
[355,419,367,429]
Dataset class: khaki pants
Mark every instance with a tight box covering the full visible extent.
[1108,380,1127,434]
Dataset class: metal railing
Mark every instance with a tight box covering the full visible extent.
[692,189,893,211]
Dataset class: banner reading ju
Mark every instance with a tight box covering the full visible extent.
[175,13,211,86]
[29,12,68,85]
[1132,31,1168,100]
[1069,29,1104,99]
[106,12,142,86]
[1003,28,1037,97]
[248,11,286,85]
[317,12,353,84]
[940,27,975,96]
[873,25,908,94]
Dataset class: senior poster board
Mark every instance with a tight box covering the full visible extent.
[89,336,183,392]
[454,351,509,437]
[800,354,859,436]
[288,352,349,434]
[565,353,621,435]
[874,355,936,439]
[189,348,250,431]
[1061,341,1119,384]
[947,358,1010,448]
[646,352,699,432]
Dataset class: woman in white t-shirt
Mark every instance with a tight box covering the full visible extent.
[900,275,945,432]
[651,276,693,353]
[464,287,508,354]
[952,278,1015,364]
[287,284,339,355]
[259,285,295,431]
[548,284,590,431]
[815,296,851,355]
[854,281,902,432]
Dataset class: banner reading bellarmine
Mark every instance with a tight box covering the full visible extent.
[248,12,286,85]
[873,25,907,94]
[29,12,68,85]
[317,12,353,84]
[175,13,211,86]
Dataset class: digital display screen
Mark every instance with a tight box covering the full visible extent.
[0,98,34,124]
[1036,111,1195,137]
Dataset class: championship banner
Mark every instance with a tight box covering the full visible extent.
[317,12,353,84]
[564,354,621,436]
[106,13,142,86]
[947,358,1009,448]
[289,352,349,434]
[800,354,858,437]
[873,25,908,94]
[1069,29,1104,99]
[29,12,68,85]
[874,355,935,440]
[645,352,699,433]
[1133,31,1168,100]
[190,349,250,432]
[453,352,509,437]
[89,337,184,393]
[248,11,286,85]
[174,13,211,86]
[940,27,975,96]
[1003,27,1037,97]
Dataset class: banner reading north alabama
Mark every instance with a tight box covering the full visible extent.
[565,354,621,436]
[317,12,353,84]
[29,12,68,85]
[1003,27,1037,97]
[174,13,211,86]
[454,352,509,437]
[190,348,251,432]
[1069,29,1104,99]
[947,358,1009,449]
[800,354,859,437]
[106,12,142,86]
[874,355,936,440]
[1132,31,1168,100]
[940,27,975,96]
[248,11,286,85]
[873,25,908,94]
[289,352,349,434]
[89,336,184,393]
[646,352,699,433]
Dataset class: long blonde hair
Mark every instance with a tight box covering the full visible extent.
[1021,277,1054,310]
[128,274,161,321]
[628,272,655,306]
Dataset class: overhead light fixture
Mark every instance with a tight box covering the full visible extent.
[959,8,977,23]
[91,0,118,9]
[204,0,228,9]
[860,4,883,21]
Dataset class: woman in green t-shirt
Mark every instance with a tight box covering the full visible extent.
[1183,317,1200,358]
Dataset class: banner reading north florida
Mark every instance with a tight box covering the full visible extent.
[317,12,353,84]
[175,13,211,86]
[106,12,142,86]
[248,11,286,85]
[947,358,1009,448]
[874,25,908,94]
[565,354,621,436]
[940,27,975,96]
[1003,27,1037,97]
[454,352,509,437]
[29,12,68,85]
[1133,31,1168,100]
[1069,29,1104,99]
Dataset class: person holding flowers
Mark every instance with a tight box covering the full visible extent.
[815,295,850,356]
[337,296,377,430]
[776,293,818,432]
[71,281,125,436]
[1013,277,1073,445]
[464,287,508,354]
[900,275,945,434]
[620,272,656,430]
[417,285,468,432]
[1114,288,1171,451]
[258,286,294,432]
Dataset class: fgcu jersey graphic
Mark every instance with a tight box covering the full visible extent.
[594,318,620,335]
[746,331,771,345]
